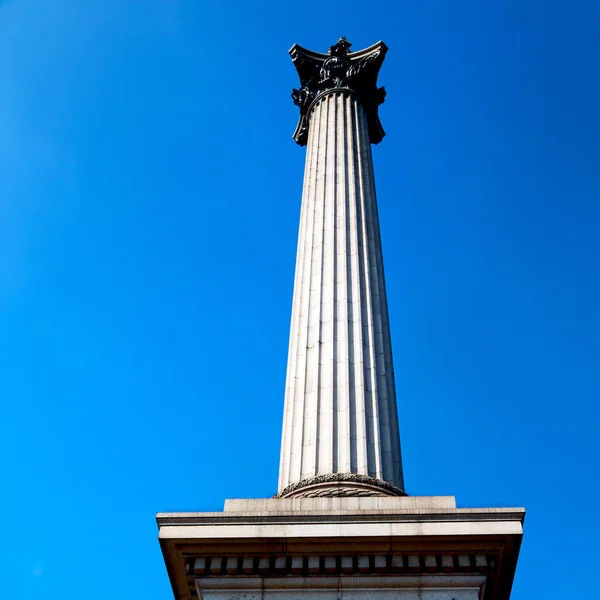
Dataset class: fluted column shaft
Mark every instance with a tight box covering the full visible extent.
[278,90,403,495]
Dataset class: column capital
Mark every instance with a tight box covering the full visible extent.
[290,37,388,146]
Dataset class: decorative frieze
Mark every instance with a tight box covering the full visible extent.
[187,554,490,578]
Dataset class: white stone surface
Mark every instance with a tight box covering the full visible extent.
[279,90,403,493]
[196,575,486,600]
[224,496,457,513]
[160,518,522,541]
[157,496,525,542]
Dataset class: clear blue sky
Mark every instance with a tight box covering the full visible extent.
[1,1,598,598]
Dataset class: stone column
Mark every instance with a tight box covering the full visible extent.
[278,38,405,498]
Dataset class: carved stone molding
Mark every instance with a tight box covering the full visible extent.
[276,473,406,499]
[290,37,388,146]
[188,553,492,578]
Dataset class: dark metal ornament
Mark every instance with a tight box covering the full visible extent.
[289,37,388,146]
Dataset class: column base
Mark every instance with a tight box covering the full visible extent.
[276,474,407,498]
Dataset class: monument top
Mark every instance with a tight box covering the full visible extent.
[290,37,388,145]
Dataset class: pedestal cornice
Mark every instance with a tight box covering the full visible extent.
[157,497,524,600]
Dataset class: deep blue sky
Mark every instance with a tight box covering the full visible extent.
[1,1,598,598]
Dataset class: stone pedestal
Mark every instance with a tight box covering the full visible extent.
[158,497,524,600]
